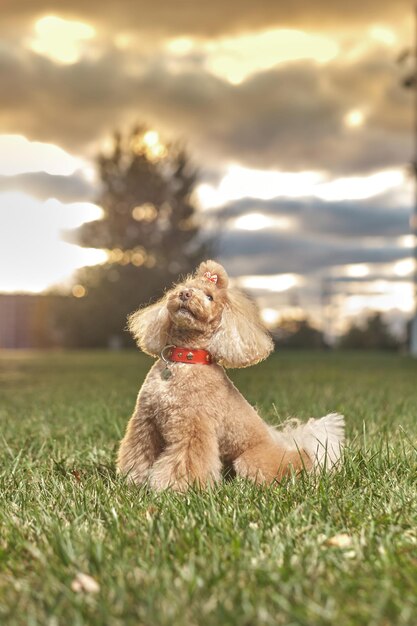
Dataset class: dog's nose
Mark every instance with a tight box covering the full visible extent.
[179,289,193,302]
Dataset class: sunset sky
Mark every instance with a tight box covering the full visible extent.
[0,1,415,334]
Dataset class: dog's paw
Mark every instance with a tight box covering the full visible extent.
[117,465,151,487]
[148,470,190,492]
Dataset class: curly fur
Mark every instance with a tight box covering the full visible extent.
[118,260,345,491]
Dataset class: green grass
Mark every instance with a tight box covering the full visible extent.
[0,350,416,626]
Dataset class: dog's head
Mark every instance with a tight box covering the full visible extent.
[128,260,273,368]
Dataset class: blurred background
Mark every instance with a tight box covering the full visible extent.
[0,1,416,351]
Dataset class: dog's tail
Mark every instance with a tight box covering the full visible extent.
[269,413,345,470]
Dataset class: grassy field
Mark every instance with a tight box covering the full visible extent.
[0,350,416,626]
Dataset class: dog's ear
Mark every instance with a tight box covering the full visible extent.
[208,289,274,368]
[195,260,229,289]
[127,298,170,356]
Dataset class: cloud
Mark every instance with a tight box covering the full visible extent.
[0,2,413,320]
[213,192,412,239]
[210,189,413,278]
[197,53,412,174]
[217,231,410,278]
[0,42,411,177]
[0,0,411,40]
[0,134,85,176]
[0,170,95,201]
[0,192,105,292]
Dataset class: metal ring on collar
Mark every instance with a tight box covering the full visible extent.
[160,344,176,364]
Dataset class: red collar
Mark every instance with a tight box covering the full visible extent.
[162,346,213,365]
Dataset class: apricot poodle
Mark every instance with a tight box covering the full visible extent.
[117,260,345,491]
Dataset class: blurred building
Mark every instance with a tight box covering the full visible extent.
[0,294,61,349]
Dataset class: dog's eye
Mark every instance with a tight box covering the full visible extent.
[206,294,214,301]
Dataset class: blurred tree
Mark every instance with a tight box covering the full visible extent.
[271,317,326,349]
[338,313,400,351]
[56,125,210,347]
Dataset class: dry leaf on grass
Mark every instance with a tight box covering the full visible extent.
[343,550,357,559]
[70,469,82,482]
[325,533,353,548]
[71,572,100,594]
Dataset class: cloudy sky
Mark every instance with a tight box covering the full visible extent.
[0,0,415,333]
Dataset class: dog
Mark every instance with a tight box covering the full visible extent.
[117,260,345,491]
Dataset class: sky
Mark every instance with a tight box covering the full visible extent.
[0,1,415,335]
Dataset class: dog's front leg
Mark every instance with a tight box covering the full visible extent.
[117,413,163,486]
[148,418,221,492]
